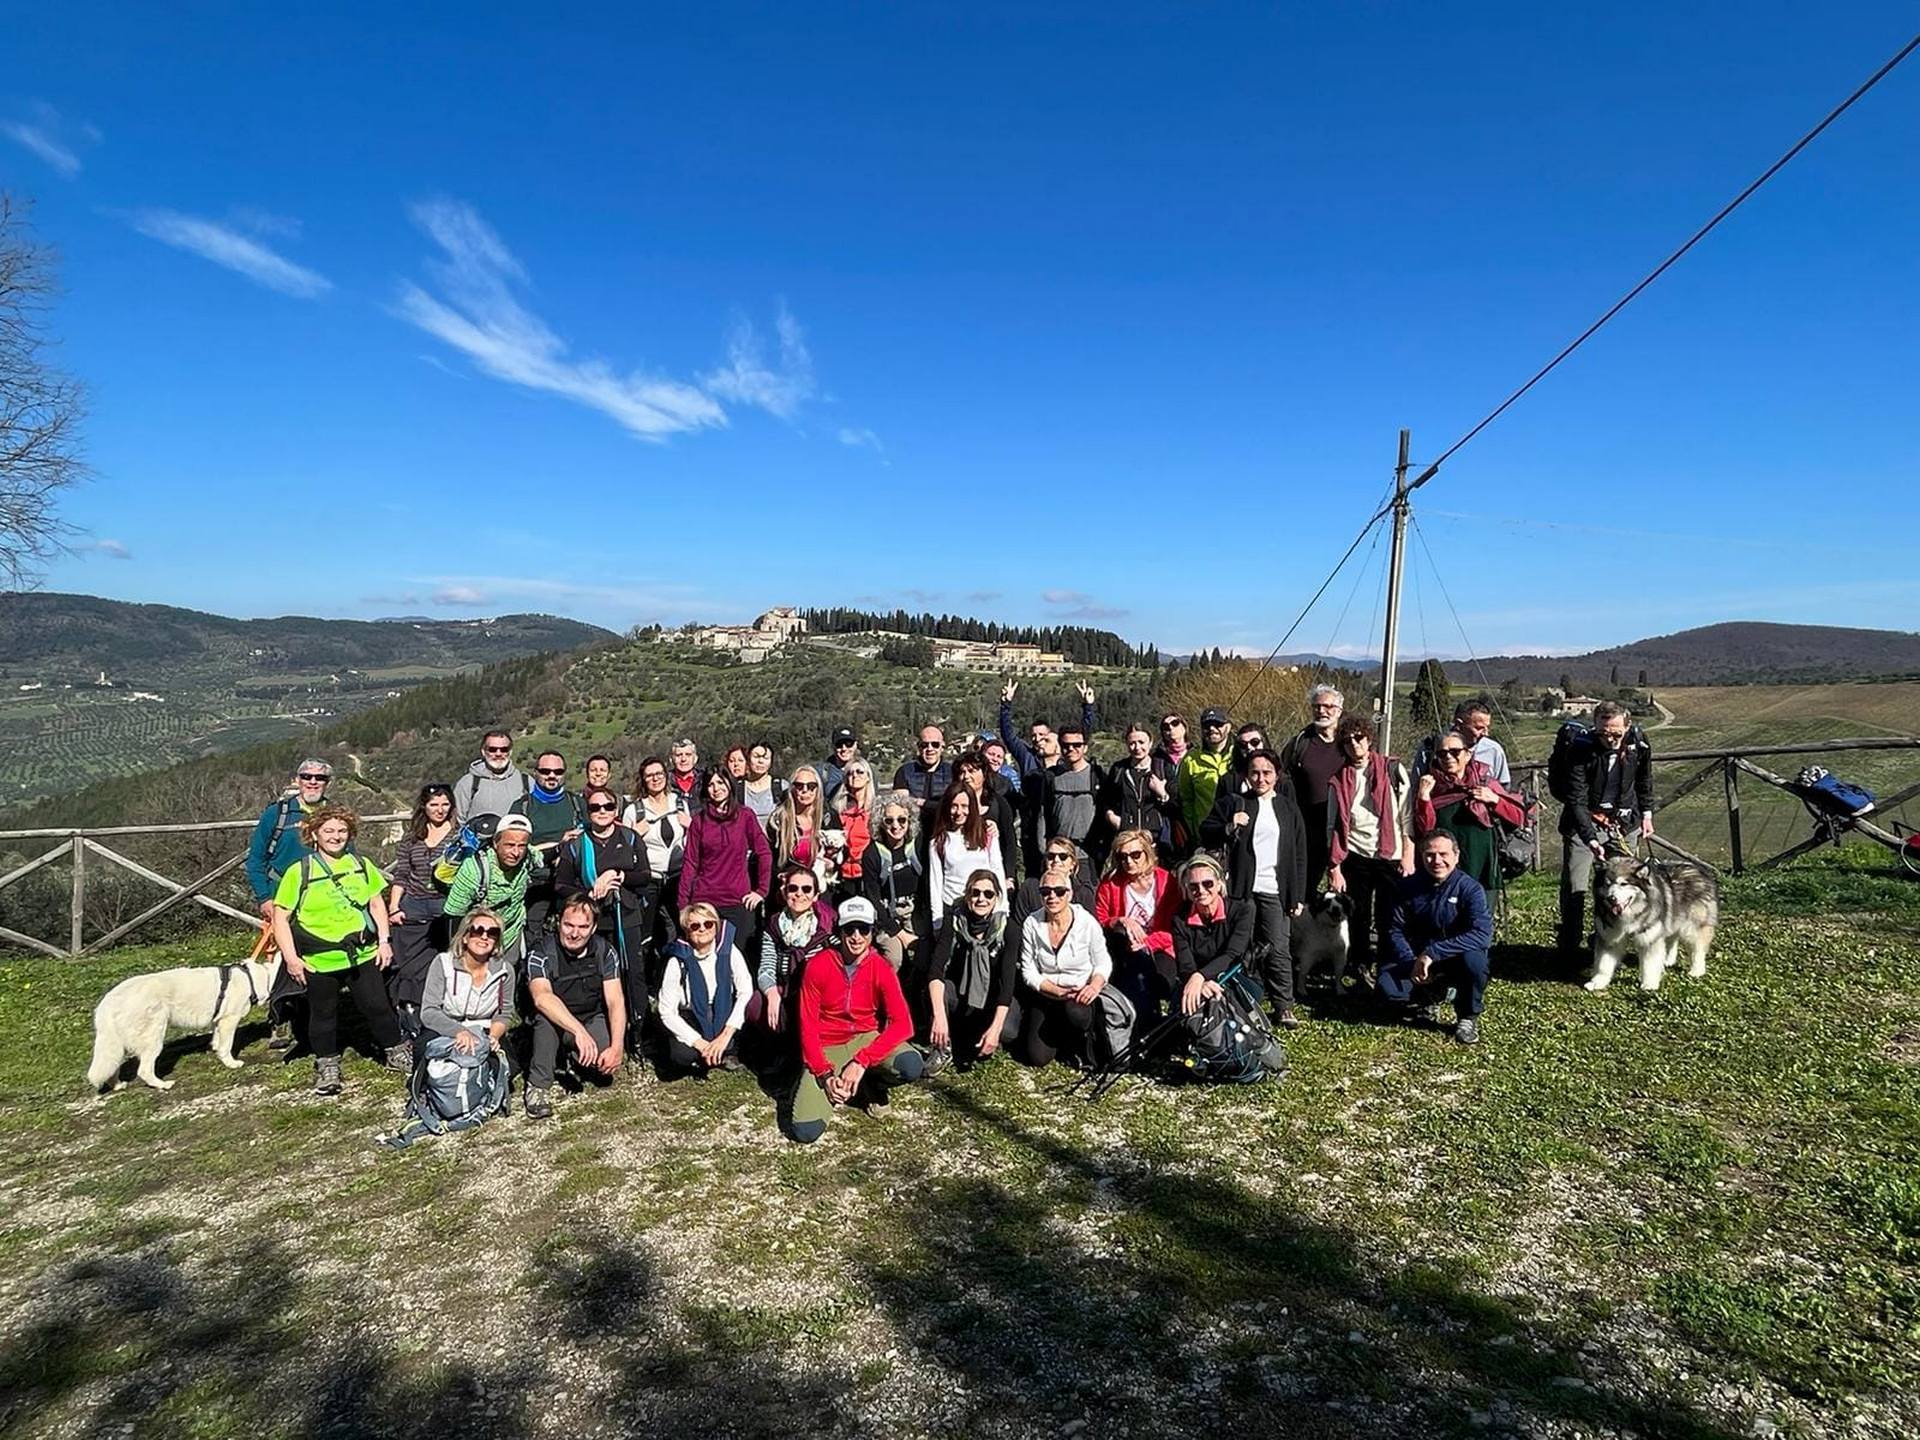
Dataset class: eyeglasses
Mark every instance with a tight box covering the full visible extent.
[1039,885,1069,897]
[784,883,816,895]
[483,744,511,754]
[587,801,618,813]
[686,920,717,933]
[840,922,873,934]
[536,766,566,776]
[792,781,818,792]
[1118,848,1147,861]
[919,741,944,751]
[297,774,328,783]
[468,924,501,939]
[966,887,998,900]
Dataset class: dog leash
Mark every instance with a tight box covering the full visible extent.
[215,925,277,1014]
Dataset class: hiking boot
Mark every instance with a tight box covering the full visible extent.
[1453,1017,1481,1046]
[267,1021,295,1052]
[384,1040,415,1073]
[524,1087,553,1120]
[921,1046,953,1079]
[1274,1006,1300,1030]
[314,1055,343,1096]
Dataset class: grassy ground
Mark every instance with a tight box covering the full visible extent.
[1,850,1916,1438]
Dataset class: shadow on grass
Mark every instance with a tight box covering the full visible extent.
[864,1080,1750,1439]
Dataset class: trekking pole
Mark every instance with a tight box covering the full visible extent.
[1074,1009,1187,1101]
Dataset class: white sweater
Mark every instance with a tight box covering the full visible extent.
[655,943,752,1048]
[1019,905,1110,990]
[926,824,1008,931]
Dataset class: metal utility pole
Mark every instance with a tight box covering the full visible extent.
[1378,428,1411,760]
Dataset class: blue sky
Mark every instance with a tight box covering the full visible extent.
[7,3,1917,658]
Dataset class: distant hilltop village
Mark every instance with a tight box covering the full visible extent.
[664,606,1074,673]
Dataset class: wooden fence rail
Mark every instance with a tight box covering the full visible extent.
[0,813,408,959]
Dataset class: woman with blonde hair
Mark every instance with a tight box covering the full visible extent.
[829,759,879,898]
[1094,827,1182,1025]
[657,901,752,1075]
[269,804,407,1094]
[768,765,828,871]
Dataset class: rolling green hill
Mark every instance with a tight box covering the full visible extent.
[1456,621,1920,688]
[0,593,615,807]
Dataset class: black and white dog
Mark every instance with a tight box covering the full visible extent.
[1585,856,1720,993]
[1292,891,1355,993]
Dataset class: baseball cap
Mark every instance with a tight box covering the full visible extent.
[836,896,878,928]
[1201,707,1228,726]
[494,815,534,838]
[832,726,856,746]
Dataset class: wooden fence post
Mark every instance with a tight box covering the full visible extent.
[1724,756,1744,875]
[70,835,84,956]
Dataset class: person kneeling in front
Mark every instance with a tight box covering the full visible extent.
[1015,875,1135,1069]
[1379,830,1493,1045]
[524,895,626,1117]
[790,898,923,1144]
[657,902,751,1076]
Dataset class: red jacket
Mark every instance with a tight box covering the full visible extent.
[1093,868,1180,955]
[797,944,913,1078]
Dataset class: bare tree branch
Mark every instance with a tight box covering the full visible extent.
[0,192,88,590]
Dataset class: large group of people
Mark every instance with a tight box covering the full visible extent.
[241,680,1655,1139]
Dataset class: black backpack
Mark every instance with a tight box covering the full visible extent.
[1547,720,1646,804]
[1183,969,1288,1084]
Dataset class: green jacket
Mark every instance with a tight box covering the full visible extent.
[275,853,386,974]
[1177,745,1235,838]
[444,849,533,952]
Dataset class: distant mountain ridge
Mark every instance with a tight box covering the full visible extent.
[1447,622,1920,687]
[0,593,614,678]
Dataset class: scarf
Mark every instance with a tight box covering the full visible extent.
[776,906,820,949]
[1425,756,1497,828]
[579,830,627,965]
[954,910,1005,1010]
[680,940,734,1041]
[1328,751,1400,867]
[530,784,569,805]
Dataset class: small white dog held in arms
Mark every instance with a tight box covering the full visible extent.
[87,943,283,1092]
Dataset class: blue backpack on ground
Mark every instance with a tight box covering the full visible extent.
[383,1034,510,1148]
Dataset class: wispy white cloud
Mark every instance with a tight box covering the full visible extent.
[1042,588,1129,621]
[837,426,889,464]
[703,302,816,419]
[226,205,303,240]
[412,574,710,616]
[397,198,726,443]
[1,102,98,176]
[431,584,489,606]
[78,538,132,560]
[128,210,331,298]
[963,590,1002,603]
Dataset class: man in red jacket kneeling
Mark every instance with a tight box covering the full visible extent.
[791,897,924,1143]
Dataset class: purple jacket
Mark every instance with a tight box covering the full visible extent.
[680,804,773,910]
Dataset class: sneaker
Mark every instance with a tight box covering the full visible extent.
[314,1055,343,1096]
[384,1040,415,1073]
[1453,1017,1481,1046]
[267,1022,295,1052]
[524,1087,553,1120]
[1274,1007,1300,1030]
[921,1046,953,1079]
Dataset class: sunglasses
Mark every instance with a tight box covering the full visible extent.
[483,745,511,754]
[1046,851,1071,862]
[840,922,873,934]
[1188,878,1219,892]
[1039,885,1069,897]
[883,815,911,826]
[536,766,566,776]
[966,887,999,900]
[587,802,618,813]
[1062,740,1086,750]
[468,924,501,938]
[792,781,819,792]
[1118,848,1148,861]
[919,741,944,751]
[686,920,717,932]
[1438,746,1467,757]
[784,883,816,895]
[297,774,329,783]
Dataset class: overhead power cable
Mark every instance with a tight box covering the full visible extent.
[1228,508,1389,711]
[1404,27,1920,495]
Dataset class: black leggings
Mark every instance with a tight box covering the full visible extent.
[1016,990,1095,1067]
[304,962,402,1059]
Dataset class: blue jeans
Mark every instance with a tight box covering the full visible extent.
[1377,947,1489,1019]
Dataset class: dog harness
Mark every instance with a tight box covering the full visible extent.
[213,962,264,1016]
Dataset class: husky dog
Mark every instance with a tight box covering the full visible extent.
[1585,857,1719,993]
[1292,890,1355,992]
[87,951,283,1092]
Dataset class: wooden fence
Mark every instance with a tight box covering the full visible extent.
[1511,736,1920,875]
[0,813,407,959]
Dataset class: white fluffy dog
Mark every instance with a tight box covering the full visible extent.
[87,950,283,1092]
